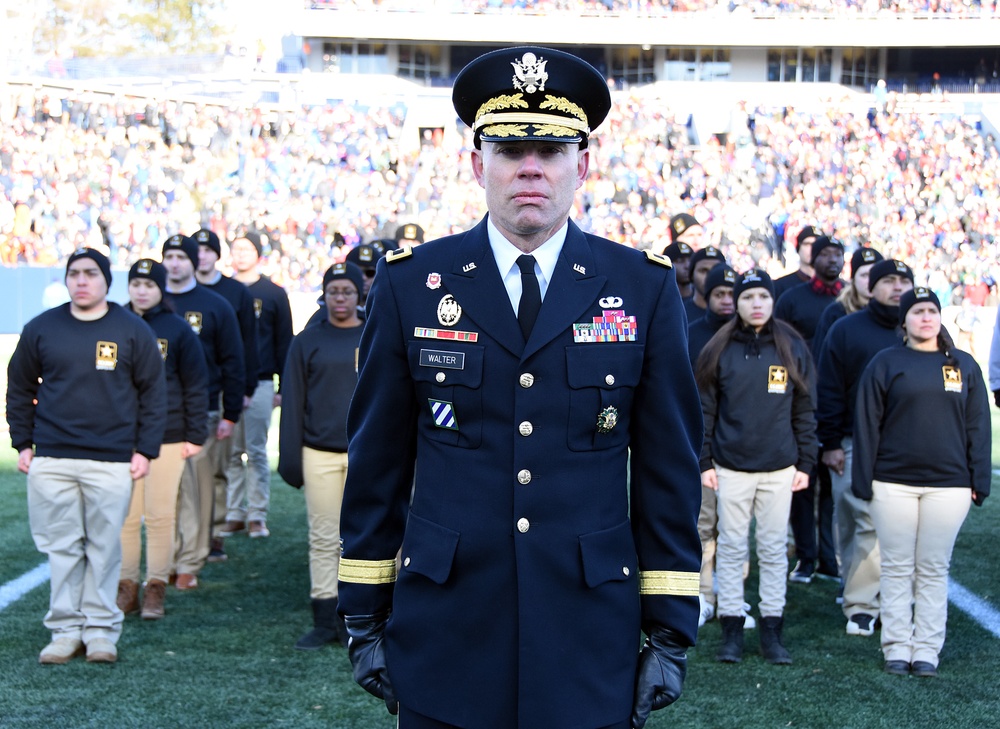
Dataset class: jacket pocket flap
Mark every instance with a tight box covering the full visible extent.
[579,521,638,588]
[400,512,461,585]
[566,345,643,390]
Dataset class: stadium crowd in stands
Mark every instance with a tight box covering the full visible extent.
[0,83,997,303]
[307,0,999,17]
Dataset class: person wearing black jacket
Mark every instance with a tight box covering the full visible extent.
[773,225,819,300]
[117,260,209,621]
[817,259,912,638]
[6,248,166,665]
[278,262,365,650]
[853,288,990,677]
[684,246,726,324]
[812,246,883,362]
[697,270,818,666]
[221,231,293,541]
[193,228,259,551]
[775,235,845,585]
[161,233,245,590]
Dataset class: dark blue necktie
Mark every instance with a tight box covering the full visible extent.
[516,254,541,341]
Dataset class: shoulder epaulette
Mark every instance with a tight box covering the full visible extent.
[644,250,673,269]
[386,245,413,263]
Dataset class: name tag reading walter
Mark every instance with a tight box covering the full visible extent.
[419,349,466,370]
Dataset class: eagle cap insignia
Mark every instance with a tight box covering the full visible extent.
[512,52,548,94]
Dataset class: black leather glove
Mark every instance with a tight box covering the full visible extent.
[630,628,688,729]
[994,389,1000,409]
[344,613,398,715]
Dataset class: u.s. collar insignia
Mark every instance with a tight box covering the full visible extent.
[512,52,548,94]
[96,341,118,371]
[573,264,586,275]
[943,366,962,392]
[596,406,618,434]
[426,272,442,290]
[463,262,476,273]
[599,296,623,308]
[437,294,462,327]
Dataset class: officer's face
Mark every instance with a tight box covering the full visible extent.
[693,259,721,296]
[737,288,773,332]
[871,273,913,306]
[197,244,219,275]
[128,277,163,315]
[162,250,195,285]
[471,140,587,249]
[65,260,108,311]
[708,286,734,317]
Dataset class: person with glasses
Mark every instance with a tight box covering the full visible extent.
[278,262,366,651]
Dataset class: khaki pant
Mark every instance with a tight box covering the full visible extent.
[698,484,718,603]
[27,457,132,643]
[715,464,794,618]
[871,480,971,666]
[121,442,185,583]
[175,411,224,574]
[226,380,274,523]
[831,438,881,618]
[303,447,348,600]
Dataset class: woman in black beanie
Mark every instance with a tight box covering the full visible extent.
[853,287,990,678]
[696,269,818,666]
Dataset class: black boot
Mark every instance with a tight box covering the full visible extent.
[295,598,341,651]
[716,615,745,663]
[759,615,792,665]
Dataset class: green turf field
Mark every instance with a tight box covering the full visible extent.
[1,333,998,728]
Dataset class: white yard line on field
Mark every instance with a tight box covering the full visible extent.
[949,580,1000,639]
[0,562,49,611]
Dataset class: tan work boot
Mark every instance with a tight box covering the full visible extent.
[116,579,140,615]
[141,579,167,620]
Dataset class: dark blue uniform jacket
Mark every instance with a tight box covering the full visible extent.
[337,218,703,729]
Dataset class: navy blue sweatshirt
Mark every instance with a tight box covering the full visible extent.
[164,283,246,423]
[687,309,732,369]
[246,275,293,389]
[773,269,811,300]
[775,280,841,351]
[811,299,847,364]
[277,320,363,488]
[700,322,818,474]
[816,300,903,451]
[852,346,991,503]
[202,273,259,399]
[130,303,210,446]
[7,303,166,461]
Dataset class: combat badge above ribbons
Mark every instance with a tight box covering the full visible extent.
[437,294,462,327]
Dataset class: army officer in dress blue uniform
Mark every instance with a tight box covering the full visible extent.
[337,46,703,729]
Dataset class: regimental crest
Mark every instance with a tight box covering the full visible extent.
[512,52,548,94]
[943,366,963,393]
[437,294,462,327]
[157,338,169,361]
[254,298,263,319]
[96,341,118,371]
[426,272,442,290]
[596,406,618,434]
[185,311,203,334]
[768,365,788,394]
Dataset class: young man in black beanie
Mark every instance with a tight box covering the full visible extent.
[688,264,736,368]
[7,248,166,664]
[775,235,845,584]
[813,247,884,362]
[221,231,292,542]
[817,259,913,637]
[161,234,245,589]
[684,245,726,323]
[773,225,820,300]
